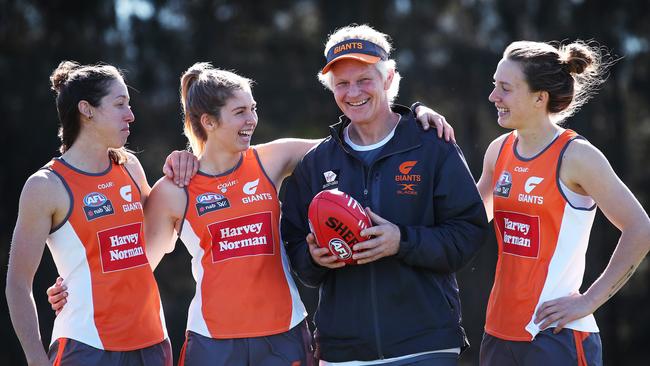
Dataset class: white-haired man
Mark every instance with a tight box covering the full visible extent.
[282,24,489,365]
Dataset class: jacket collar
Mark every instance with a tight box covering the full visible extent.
[328,104,422,155]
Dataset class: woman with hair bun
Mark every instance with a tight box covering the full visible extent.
[476,41,650,365]
[6,61,188,365]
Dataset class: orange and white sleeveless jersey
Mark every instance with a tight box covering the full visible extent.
[485,130,599,341]
[180,148,306,339]
[45,158,167,350]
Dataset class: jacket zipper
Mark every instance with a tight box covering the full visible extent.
[354,140,421,360]
[362,165,384,359]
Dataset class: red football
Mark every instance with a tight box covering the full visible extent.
[308,189,372,264]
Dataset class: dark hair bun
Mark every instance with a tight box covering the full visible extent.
[50,61,81,92]
[562,43,595,75]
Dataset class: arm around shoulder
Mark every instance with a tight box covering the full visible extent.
[255,138,322,187]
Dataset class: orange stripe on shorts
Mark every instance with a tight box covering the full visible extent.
[52,338,68,366]
[573,330,590,366]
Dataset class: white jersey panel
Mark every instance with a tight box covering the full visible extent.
[47,221,103,348]
[525,204,599,338]
[180,219,211,337]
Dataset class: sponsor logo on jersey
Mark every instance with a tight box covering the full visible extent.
[120,185,133,202]
[494,211,540,258]
[395,161,421,195]
[83,192,114,221]
[518,176,544,204]
[207,211,274,262]
[97,181,114,190]
[241,179,274,204]
[321,170,340,189]
[119,185,142,212]
[97,222,148,272]
[328,238,352,260]
[494,170,512,198]
[514,166,529,173]
[243,179,259,195]
[196,192,230,216]
[217,179,238,193]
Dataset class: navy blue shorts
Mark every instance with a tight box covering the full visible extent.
[179,321,314,366]
[480,329,602,366]
[48,338,172,366]
[374,352,458,365]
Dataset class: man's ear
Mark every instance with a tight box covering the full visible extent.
[384,68,395,91]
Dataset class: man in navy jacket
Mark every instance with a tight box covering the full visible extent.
[281,24,488,365]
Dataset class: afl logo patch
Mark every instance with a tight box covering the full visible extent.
[83,192,114,221]
[84,192,108,207]
[328,238,353,260]
[494,170,512,198]
[196,192,230,216]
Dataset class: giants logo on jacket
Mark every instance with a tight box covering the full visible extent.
[207,212,274,262]
[395,161,420,195]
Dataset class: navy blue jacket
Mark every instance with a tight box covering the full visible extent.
[281,105,488,362]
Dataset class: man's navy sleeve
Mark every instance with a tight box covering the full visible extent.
[281,157,329,287]
[396,143,489,272]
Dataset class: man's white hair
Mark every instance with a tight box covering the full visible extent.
[317,24,401,104]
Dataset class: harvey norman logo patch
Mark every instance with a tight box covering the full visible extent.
[97,222,148,273]
[207,212,274,262]
[196,192,230,216]
[83,192,114,221]
[494,211,540,258]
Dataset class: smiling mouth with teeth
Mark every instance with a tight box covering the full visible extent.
[348,99,369,106]
[239,130,253,136]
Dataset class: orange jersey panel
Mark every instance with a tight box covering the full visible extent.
[485,130,598,341]
[180,148,306,338]
[46,158,166,350]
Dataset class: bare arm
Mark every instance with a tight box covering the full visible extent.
[535,140,650,332]
[476,135,507,222]
[255,138,322,187]
[124,153,152,203]
[144,177,187,269]
[7,172,67,366]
